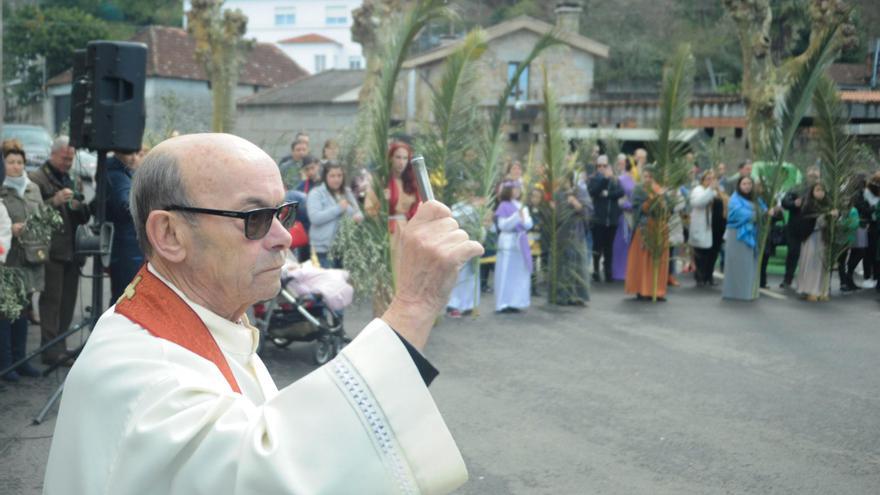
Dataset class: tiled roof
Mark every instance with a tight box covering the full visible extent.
[278,33,341,45]
[47,26,308,87]
[238,69,365,106]
[840,91,880,103]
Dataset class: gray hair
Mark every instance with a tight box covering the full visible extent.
[51,135,70,152]
[130,149,194,257]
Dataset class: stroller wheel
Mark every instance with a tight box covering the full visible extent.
[313,338,334,365]
[332,334,347,356]
[272,336,293,348]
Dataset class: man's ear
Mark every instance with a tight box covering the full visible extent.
[145,211,188,263]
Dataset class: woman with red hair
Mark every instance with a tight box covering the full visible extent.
[365,141,421,233]
[364,142,422,315]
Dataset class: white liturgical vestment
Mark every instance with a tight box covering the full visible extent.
[43,265,468,494]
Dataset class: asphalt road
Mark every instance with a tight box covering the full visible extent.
[1,274,878,494]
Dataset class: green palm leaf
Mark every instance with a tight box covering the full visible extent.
[479,31,562,201]
[812,73,859,297]
[752,23,842,297]
[418,28,488,203]
[641,44,694,301]
[335,0,453,310]
[650,43,695,189]
[541,66,585,304]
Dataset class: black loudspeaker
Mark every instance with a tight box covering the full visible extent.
[75,41,147,152]
[68,50,90,149]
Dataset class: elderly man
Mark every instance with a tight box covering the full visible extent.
[43,134,482,494]
[29,136,90,365]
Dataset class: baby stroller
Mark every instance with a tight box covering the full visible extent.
[252,259,353,365]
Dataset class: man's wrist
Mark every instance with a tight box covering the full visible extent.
[381,298,436,351]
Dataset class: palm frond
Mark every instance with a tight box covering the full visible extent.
[365,0,455,190]
[418,28,488,203]
[753,23,842,297]
[336,0,453,309]
[541,66,588,304]
[479,31,562,201]
[812,73,859,295]
[650,43,695,188]
[770,25,840,168]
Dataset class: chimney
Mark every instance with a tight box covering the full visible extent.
[555,1,583,34]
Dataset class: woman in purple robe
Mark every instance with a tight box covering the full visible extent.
[611,154,636,281]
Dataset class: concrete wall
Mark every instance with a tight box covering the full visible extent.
[235,101,359,160]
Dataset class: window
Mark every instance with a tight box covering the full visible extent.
[315,54,327,72]
[348,56,362,69]
[326,5,348,25]
[275,7,296,26]
[507,62,529,103]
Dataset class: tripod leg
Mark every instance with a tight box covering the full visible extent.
[33,382,65,425]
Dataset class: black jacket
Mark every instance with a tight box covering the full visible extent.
[587,174,624,227]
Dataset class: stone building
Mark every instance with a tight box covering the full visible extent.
[45,26,307,142]
[395,3,609,159]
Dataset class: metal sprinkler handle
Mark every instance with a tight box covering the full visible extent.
[411,154,435,202]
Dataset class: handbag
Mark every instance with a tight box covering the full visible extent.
[289,221,309,249]
[21,239,49,264]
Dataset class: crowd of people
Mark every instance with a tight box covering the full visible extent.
[270,135,880,316]
[1,137,110,381]
[446,146,880,310]
[3,131,878,382]
[154,136,880,310]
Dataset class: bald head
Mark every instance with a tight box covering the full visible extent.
[130,133,283,256]
[130,133,292,319]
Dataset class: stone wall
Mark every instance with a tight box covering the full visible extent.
[235,102,359,160]
[398,30,598,127]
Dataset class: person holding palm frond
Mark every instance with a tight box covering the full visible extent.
[549,174,592,306]
[722,176,771,301]
[625,166,671,302]
[794,182,839,301]
[0,143,47,380]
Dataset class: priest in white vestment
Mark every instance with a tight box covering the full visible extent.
[42,133,483,495]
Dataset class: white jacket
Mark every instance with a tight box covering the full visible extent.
[688,185,717,249]
[0,200,11,264]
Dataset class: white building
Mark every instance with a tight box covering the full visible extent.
[183,0,364,74]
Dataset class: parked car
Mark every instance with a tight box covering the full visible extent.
[1,124,52,171]
[72,149,97,183]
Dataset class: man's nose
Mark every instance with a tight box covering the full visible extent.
[265,215,292,250]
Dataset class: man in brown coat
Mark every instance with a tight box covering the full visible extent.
[28,136,91,365]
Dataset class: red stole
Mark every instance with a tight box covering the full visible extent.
[115,266,242,394]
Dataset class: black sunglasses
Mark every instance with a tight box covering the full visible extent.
[164,201,298,240]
